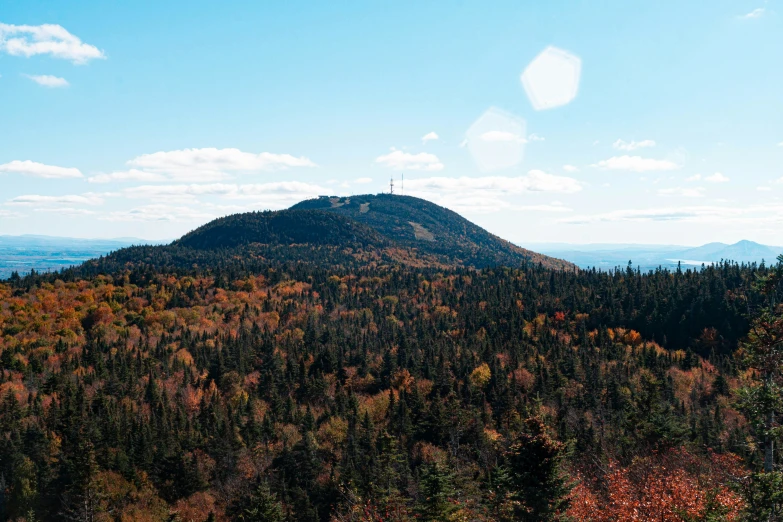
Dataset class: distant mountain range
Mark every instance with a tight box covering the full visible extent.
[0,235,163,279]
[0,234,160,248]
[530,240,783,270]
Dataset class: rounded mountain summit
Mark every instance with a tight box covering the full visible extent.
[175,194,573,270]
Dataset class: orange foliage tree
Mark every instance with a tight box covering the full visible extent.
[568,447,745,521]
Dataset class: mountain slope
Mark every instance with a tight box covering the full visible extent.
[290,194,573,269]
[22,195,573,281]
[676,242,729,259]
[678,240,783,263]
[174,209,388,250]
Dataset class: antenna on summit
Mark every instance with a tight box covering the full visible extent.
[390,175,395,195]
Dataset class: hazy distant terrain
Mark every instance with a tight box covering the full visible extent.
[529,240,783,271]
[0,235,162,279]
[2,233,781,280]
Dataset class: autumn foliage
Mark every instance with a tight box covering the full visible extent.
[0,258,769,521]
[569,448,745,521]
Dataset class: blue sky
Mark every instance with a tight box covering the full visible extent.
[1,0,782,245]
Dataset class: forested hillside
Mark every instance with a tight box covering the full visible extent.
[291,195,573,270]
[19,196,572,285]
[1,255,781,520]
[174,210,388,251]
[1,197,782,521]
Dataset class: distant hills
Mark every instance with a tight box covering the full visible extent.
[0,235,162,279]
[4,197,781,279]
[678,240,783,263]
[531,240,783,270]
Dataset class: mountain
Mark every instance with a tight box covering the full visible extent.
[3,201,778,521]
[534,240,783,271]
[13,194,571,281]
[174,209,388,250]
[678,240,783,264]
[675,242,729,260]
[290,194,573,269]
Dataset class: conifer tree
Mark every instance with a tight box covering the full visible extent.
[737,255,783,520]
[502,417,573,521]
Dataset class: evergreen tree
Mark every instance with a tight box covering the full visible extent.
[416,462,456,521]
[503,417,573,521]
[736,255,783,520]
[228,481,285,522]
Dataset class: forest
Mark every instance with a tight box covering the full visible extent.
[1,251,782,520]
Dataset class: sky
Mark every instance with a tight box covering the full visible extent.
[1,0,782,246]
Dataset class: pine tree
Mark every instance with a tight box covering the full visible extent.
[229,481,285,522]
[736,255,783,520]
[503,417,573,521]
[416,462,456,521]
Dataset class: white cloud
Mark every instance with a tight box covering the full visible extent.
[34,207,97,216]
[402,171,582,213]
[0,23,105,64]
[757,186,772,192]
[421,132,439,143]
[465,108,527,172]
[527,133,545,142]
[517,170,582,193]
[398,171,580,214]
[123,183,236,201]
[87,169,168,184]
[406,171,582,195]
[592,155,680,172]
[121,181,329,208]
[516,204,572,212]
[102,204,216,223]
[8,194,103,206]
[739,8,765,19]
[0,209,22,218]
[658,187,706,198]
[704,172,729,183]
[375,150,444,171]
[127,147,317,181]
[612,139,656,151]
[0,160,82,178]
[355,177,372,184]
[777,141,783,147]
[686,174,702,182]
[562,206,733,224]
[24,74,68,87]
[563,164,579,172]
[479,130,527,143]
[562,204,783,227]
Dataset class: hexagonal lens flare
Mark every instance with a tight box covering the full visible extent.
[465,107,527,172]
[521,46,582,110]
